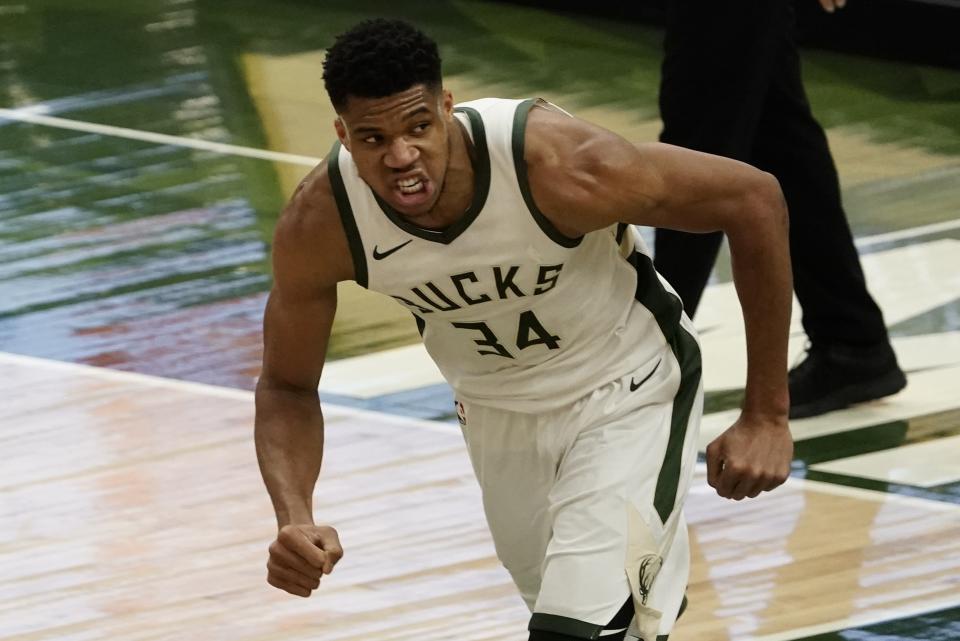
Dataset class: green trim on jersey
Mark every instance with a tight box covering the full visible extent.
[372,106,491,245]
[327,142,368,288]
[627,250,702,525]
[616,222,628,245]
[512,98,584,249]
[528,613,603,640]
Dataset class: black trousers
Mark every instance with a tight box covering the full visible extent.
[654,0,889,347]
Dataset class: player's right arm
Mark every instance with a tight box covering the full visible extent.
[254,165,354,597]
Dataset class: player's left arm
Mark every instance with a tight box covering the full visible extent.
[524,104,793,501]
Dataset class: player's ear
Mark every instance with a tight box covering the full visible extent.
[441,88,454,120]
[334,117,350,151]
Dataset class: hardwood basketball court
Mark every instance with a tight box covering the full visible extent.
[3,352,958,640]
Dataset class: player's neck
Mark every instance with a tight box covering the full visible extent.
[411,118,476,231]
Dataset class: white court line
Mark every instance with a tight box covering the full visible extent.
[2,107,958,247]
[0,351,453,434]
[0,350,253,400]
[0,108,321,167]
[856,217,960,249]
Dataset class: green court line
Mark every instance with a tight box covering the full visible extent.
[787,604,960,641]
[793,407,960,464]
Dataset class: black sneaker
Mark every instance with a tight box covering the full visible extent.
[788,342,907,419]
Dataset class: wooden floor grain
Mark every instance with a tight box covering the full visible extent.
[2,353,959,641]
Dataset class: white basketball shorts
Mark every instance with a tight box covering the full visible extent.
[457,322,702,641]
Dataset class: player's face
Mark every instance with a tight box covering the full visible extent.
[335,85,454,219]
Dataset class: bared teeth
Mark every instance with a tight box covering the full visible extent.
[398,178,424,194]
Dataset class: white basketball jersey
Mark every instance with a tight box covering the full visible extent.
[328,97,690,412]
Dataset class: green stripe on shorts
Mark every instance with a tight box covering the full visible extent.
[627,250,702,525]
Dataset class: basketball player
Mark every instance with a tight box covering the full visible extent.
[255,19,793,641]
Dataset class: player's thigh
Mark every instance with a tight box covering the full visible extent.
[532,354,701,639]
[457,400,558,604]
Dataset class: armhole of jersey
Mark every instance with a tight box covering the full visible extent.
[616,222,629,247]
[511,98,583,249]
[326,141,369,288]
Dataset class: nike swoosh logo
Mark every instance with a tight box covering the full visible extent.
[372,239,413,260]
[630,359,662,392]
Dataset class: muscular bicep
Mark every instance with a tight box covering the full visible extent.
[525,106,779,236]
[260,283,336,393]
[258,167,355,393]
[617,142,781,233]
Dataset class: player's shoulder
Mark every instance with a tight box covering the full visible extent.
[273,157,354,285]
[277,160,334,233]
[522,101,604,170]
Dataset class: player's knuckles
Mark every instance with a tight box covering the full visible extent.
[283,530,327,569]
[765,466,789,487]
[739,465,771,481]
[270,544,324,578]
[705,461,719,485]
[716,483,735,499]
[281,524,317,544]
[266,574,283,590]
[283,554,324,579]
[267,560,320,589]
[724,461,748,477]
[771,470,789,485]
[751,468,774,483]
[277,526,307,550]
[305,548,328,570]
[267,539,295,562]
[319,526,341,542]
[705,441,722,460]
[319,535,344,560]
[730,486,751,500]
[764,476,787,492]
[266,574,311,597]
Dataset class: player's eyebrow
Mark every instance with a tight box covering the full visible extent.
[351,124,382,135]
[351,106,434,135]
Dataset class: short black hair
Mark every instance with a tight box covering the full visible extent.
[323,19,442,112]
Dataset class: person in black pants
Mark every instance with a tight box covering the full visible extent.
[654,0,906,419]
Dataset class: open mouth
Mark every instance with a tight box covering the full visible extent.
[392,175,433,210]
[398,176,425,195]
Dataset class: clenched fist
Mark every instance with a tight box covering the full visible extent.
[266,524,343,597]
[706,414,793,501]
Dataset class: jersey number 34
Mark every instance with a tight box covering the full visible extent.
[451,310,560,359]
